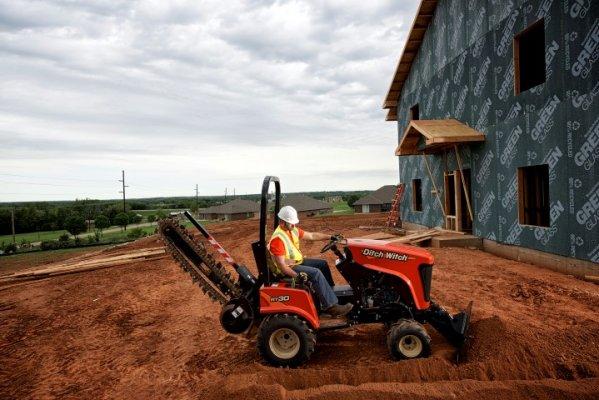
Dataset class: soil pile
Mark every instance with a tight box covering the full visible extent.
[1,214,598,399]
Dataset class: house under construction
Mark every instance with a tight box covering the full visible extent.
[384,0,598,272]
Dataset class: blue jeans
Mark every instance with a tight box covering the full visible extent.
[299,258,335,287]
[294,264,338,310]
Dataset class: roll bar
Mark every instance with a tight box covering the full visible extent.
[253,176,281,284]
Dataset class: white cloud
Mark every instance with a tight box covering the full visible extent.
[0,0,418,201]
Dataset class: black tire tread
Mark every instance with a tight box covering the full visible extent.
[257,314,316,367]
[387,318,431,360]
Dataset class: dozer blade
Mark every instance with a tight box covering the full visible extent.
[158,218,240,305]
[426,300,473,364]
[455,301,473,364]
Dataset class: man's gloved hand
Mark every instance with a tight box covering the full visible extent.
[330,234,343,241]
[295,272,309,285]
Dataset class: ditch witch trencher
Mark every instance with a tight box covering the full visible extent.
[158,176,472,367]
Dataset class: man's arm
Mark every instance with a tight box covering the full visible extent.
[274,254,299,277]
[302,231,332,241]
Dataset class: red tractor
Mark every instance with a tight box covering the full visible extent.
[159,176,472,367]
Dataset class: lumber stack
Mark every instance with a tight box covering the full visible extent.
[0,247,166,284]
[357,232,401,240]
[583,275,599,285]
[387,228,444,245]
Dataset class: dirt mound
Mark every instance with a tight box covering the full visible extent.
[1,213,598,399]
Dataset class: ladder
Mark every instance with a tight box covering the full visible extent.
[386,183,406,228]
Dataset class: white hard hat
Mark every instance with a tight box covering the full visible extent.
[278,206,299,224]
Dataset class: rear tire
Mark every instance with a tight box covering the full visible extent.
[257,314,316,367]
[387,319,431,360]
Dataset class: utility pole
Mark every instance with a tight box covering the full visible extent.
[11,207,15,244]
[118,170,128,213]
[225,188,227,202]
[233,188,236,199]
[195,184,199,212]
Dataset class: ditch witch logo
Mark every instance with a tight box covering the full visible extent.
[362,248,409,262]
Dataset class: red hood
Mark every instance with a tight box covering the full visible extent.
[346,238,434,265]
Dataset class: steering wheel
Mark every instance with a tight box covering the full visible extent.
[320,234,343,254]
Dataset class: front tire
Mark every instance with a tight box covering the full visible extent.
[387,319,431,360]
[257,314,316,367]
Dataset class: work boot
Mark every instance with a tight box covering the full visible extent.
[326,302,353,317]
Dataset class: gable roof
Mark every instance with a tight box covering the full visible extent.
[395,119,485,155]
[201,199,259,215]
[383,0,439,121]
[283,194,332,212]
[354,185,398,205]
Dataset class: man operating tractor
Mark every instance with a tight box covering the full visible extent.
[268,205,353,317]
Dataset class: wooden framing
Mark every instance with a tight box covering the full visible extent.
[395,119,485,156]
[444,171,457,231]
[422,153,446,219]
[454,145,474,222]
[383,0,438,120]
[443,167,473,233]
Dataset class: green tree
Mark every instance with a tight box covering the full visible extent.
[147,214,156,223]
[347,194,361,207]
[64,213,87,238]
[114,212,129,231]
[127,211,142,224]
[156,210,167,220]
[94,215,110,237]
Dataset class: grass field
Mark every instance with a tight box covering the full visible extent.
[132,209,187,217]
[331,201,353,214]
[0,229,69,245]
[99,225,158,241]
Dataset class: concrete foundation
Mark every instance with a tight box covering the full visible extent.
[431,235,482,249]
[483,239,599,278]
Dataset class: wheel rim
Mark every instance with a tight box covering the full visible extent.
[397,334,423,358]
[269,328,300,360]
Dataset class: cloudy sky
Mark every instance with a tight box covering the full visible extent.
[0,0,418,201]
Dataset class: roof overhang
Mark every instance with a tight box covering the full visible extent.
[395,119,485,156]
[383,0,438,121]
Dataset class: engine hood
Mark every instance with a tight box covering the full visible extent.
[346,238,435,265]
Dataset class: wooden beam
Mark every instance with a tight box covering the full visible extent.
[454,145,474,222]
[422,152,446,219]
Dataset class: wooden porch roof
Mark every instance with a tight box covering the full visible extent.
[395,119,485,156]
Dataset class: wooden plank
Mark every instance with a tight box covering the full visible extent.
[583,276,599,285]
[387,229,439,243]
[422,153,446,219]
[357,232,400,240]
[454,145,474,223]
[5,249,166,279]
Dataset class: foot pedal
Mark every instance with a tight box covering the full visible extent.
[319,316,349,330]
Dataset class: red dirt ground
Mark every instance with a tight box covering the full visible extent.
[1,214,598,399]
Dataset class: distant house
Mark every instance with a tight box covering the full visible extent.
[353,185,397,213]
[198,199,259,221]
[283,194,332,218]
[325,195,342,203]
